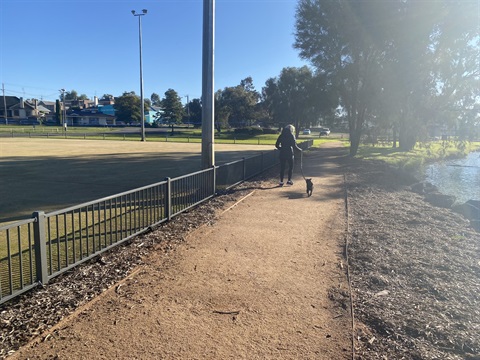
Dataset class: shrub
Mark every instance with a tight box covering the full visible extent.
[262,127,279,134]
[234,127,264,136]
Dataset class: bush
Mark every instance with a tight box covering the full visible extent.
[262,127,279,134]
[234,127,264,136]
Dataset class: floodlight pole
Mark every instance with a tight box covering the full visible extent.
[59,88,66,130]
[201,0,215,169]
[132,9,148,142]
[2,83,7,125]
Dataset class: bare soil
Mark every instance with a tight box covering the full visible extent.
[1,142,479,359]
[0,138,271,222]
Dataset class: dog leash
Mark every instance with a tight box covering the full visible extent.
[300,150,306,180]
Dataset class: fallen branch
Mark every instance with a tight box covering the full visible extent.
[213,310,240,315]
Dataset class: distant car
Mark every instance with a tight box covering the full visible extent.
[319,127,330,136]
[302,129,311,135]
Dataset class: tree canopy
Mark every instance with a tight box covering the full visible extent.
[294,0,480,155]
[63,90,89,101]
[150,93,161,107]
[113,91,148,124]
[215,77,261,129]
[262,66,337,136]
[160,89,184,130]
[185,98,202,125]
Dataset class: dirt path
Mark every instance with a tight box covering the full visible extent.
[10,142,352,359]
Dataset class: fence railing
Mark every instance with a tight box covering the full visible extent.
[0,140,312,305]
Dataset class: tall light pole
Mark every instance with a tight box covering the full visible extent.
[202,0,215,169]
[59,89,66,130]
[2,83,7,125]
[132,9,147,142]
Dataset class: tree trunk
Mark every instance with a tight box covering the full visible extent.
[350,132,361,156]
[392,124,397,148]
[398,121,416,151]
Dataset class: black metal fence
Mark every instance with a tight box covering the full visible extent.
[0,140,313,305]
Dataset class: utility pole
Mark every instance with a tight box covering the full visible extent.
[185,94,190,127]
[59,89,66,130]
[201,0,215,169]
[2,83,7,125]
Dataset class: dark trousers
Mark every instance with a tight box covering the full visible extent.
[279,156,294,182]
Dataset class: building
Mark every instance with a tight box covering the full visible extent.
[0,96,50,124]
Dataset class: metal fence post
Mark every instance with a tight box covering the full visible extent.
[261,152,264,171]
[165,177,172,221]
[32,211,48,285]
[212,166,216,195]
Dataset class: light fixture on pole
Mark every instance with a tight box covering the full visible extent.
[132,9,148,142]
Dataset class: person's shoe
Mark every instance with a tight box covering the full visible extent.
[287,180,293,185]
[279,181,284,186]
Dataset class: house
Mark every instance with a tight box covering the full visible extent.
[97,95,115,106]
[67,108,116,126]
[146,105,162,124]
[38,100,57,113]
[0,96,50,124]
[98,104,115,116]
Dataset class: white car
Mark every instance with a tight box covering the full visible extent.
[319,127,330,136]
[302,129,311,135]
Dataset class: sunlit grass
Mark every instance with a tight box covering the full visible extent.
[355,140,480,172]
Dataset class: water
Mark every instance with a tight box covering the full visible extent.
[424,151,480,204]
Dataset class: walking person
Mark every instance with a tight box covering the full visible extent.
[275,124,302,186]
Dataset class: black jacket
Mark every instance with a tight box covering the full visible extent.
[275,132,302,158]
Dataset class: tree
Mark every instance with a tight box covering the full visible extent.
[114,91,148,124]
[160,89,184,133]
[215,77,260,129]
[428,1,480,142]
[261,66,336,137]
[150,93,161,107]
[55,99,62,125]
[295,0,479,154]
[185,98,202,126]
[64,90,78,101]
[295,0,389,155]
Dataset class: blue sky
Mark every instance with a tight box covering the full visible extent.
[0,0,308,104]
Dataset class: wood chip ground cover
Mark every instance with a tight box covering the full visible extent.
[346,160,480,359]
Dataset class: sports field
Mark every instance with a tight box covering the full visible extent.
[0,138,272,223]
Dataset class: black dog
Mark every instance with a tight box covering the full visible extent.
[305,178,313,197]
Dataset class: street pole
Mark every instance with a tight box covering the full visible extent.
[2,83,7,125]
[186,94,190,127]
[132,9,147,142]
[59,89,66,130]
[201,0,215,169]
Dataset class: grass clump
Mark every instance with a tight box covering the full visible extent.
[355,140,480,173]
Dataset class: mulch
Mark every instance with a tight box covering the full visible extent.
[1,158,479,359]
[346,159,480,360]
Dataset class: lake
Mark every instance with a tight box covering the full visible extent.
[423,151,480,204]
